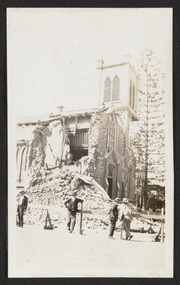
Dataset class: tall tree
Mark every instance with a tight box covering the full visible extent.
[130,47,165,208]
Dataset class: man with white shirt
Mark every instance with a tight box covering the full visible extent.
[120,198,133,240]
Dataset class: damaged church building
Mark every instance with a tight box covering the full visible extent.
[17,62,138,201]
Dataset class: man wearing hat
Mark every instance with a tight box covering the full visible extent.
[64,191,83,233]
[17,190,28,228]
[108,198,119,239]
[120,198,133,240]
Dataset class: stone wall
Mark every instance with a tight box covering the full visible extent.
[44,120,70,169]
[96,112,109,188]
[85,112,108,188]
[28,124,51,170]
[86,110,136,200]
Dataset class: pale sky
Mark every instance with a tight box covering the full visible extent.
[7,8,172,117]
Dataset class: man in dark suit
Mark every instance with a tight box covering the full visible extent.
[17,191,28,228]
[64,191,83,233]
[109,198,119,239]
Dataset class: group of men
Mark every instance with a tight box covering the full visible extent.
[64,192,133,240]
[109,197,133,240]
[16,190,133,241]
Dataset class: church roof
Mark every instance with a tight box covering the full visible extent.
[17,107,99,125]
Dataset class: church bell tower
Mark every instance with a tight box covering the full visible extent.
[97,61,138,131]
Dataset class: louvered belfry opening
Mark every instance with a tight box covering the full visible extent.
[104,77,111,102]
[112,75,120,101]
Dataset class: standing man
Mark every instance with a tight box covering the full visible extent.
[17,191,28,228]
[120,198,133,240]
[108,198,119,239]
[64,191,83,233]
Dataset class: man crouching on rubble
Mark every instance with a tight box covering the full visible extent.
[64,191,83,233]
[108,198,119,239]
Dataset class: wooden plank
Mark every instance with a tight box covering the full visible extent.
[77,209,108,216]
[77,175,93,185]
[138,214,165,220]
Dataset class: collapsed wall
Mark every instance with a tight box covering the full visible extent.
[18,167,160,234]
[17,108,137,210]
[19,119,70,187]
[19,167,112,230]
[16,114,159,233]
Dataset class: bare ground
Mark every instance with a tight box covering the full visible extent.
[10,225,165,278]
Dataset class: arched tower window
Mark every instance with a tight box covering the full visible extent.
[104,77,111,102]
[112,75,120,101]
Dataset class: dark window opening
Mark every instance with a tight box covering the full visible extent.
[68,129,89,162]
[70,148,88,161]
[108,165,114,177]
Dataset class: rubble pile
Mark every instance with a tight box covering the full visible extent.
[19,167,112,230]
[17,166,161,234]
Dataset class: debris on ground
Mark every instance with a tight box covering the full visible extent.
[17,167,161,235]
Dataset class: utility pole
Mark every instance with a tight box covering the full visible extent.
[97,59,104,109]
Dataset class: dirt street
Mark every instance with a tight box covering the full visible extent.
[11,225,165,277]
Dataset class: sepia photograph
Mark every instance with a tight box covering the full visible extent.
[7,8,173,277]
